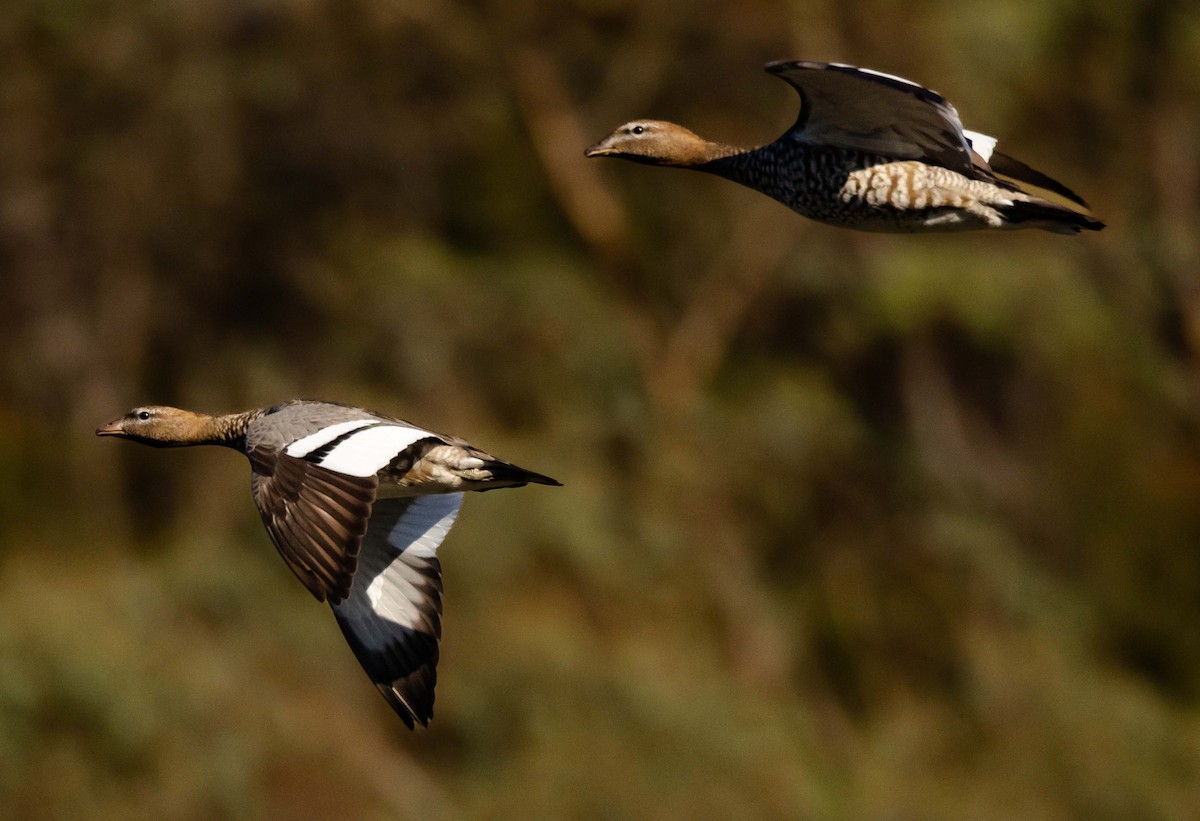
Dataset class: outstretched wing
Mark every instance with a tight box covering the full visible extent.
[332,493,463,729]
[248,419,442,602]
[245,412,537,727]
[249,448,377,602]
[765,60,978,176]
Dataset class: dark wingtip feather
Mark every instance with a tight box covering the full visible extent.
[336,609,442,729]
[482,461,562,488]
[1000,198,1105,234]
[522,470,562,487]
[363,655,438,730]
[989,150,1091,208]
[379,663,438,730]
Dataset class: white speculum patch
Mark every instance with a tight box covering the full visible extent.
[963,129,998,162]
[316,424,433,477]
[365,495,462,612]
[286,420,377,458]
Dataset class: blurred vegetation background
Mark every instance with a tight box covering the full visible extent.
[1,0,1199,818]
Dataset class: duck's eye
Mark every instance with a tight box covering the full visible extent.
[631,125,645,135]
[137,410,151,421]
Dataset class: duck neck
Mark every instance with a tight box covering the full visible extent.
[697,142,771,180]
[161,408,264,449]
[683,139,753,169]
[205,409,266,449]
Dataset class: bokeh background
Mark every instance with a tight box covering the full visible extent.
[2,0,1199,818]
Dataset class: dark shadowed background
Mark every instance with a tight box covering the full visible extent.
[2,0,1199,818]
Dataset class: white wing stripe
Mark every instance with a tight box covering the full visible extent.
[285,420,377,458]
[312,424,433,477]
[384,493,462,557]
[964,129,998,162]
[366,494,462,619]
[333,493,463,651]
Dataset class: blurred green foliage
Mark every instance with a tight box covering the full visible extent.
[1,0,1199,818]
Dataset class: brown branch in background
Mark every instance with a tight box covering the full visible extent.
[511,41,805,419]
[651,199,800,416]
[510,38,804,698]
[1148,99,1200,369]
[511,49,636,268]
[508,46,662,382]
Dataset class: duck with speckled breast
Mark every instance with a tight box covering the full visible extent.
[586,61,1104,235]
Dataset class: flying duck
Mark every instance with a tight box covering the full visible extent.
[585,60,1104,234]
[96,400,560,729]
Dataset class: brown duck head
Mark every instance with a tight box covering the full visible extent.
[96,405,240,448]
[585,120,729,167]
